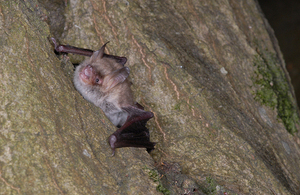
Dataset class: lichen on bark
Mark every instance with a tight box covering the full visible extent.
[252,48,299,134]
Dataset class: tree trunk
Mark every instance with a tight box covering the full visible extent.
[1,0,299,194]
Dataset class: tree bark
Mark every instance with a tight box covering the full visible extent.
[0,0,299,194]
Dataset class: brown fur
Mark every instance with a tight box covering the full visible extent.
[73,43,134,127]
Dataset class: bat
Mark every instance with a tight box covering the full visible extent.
[51,38,155,155]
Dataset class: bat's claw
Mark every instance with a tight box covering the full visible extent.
[50,37,58,49]
[111,149,115,156]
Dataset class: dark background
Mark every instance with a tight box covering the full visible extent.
[258,0,300,108]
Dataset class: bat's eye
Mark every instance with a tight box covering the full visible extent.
[95,77,102,85]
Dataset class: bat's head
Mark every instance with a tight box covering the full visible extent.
[78,65,103,86]
[74,42,127,88]
[74,61,105,103]
[73,42,131,107]
[88,42,127,76]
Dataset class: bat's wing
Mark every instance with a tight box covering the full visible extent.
[108,106,155,155]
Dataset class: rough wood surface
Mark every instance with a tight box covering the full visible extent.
[0,0,299,194]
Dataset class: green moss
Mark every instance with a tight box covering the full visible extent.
[252,49,299,134]
[144,167,170,195]
[198,176,236,195]
[201,176,217,195]
[174,102,181,111]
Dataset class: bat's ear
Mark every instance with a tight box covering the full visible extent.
[90,41,109,62]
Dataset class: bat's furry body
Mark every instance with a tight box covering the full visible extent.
[73,44,133,127]
[52,38,155,154]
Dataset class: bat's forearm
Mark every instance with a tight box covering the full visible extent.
[51,37,93,56]
[56,45,93,56]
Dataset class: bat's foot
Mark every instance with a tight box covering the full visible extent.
[108,106,155,156]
